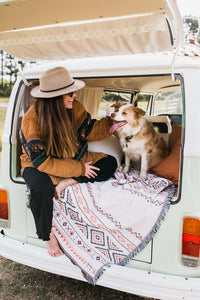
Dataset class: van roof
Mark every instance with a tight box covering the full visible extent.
[23,52,200,77]
[0,0,184,61]
[22,53,183,93]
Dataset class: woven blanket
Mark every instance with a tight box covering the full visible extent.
[52,169,175,284]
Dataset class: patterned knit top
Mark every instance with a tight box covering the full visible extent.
[20,100,113,184]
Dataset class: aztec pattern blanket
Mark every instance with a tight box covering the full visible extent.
[52,169,175,284]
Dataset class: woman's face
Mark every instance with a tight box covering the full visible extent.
[63,92,77,109]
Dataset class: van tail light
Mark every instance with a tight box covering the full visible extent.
[182,217,200,267]
[0,189,8,220]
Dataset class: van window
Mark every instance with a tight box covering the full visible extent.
[136,93,151,112]
[97,90,132,119]
[12,75,183,191]
[153,88,182,116]
[11,81,38,179]
[0,99,8,168]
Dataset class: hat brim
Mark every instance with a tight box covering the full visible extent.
[30,79,85,98]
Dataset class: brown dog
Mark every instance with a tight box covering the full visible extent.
[110,104,168,178]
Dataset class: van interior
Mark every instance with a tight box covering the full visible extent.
[12,73,183,199]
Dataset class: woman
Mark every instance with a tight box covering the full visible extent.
[20,67,117,257]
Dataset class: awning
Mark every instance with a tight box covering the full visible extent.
[0,0,184,61]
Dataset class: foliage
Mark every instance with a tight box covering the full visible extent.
[185,18,198,33]
[102,91,129,102]
[183,17,200,42]
[0,81,11,97]
[0,50,34,96]
[137,94,150,102]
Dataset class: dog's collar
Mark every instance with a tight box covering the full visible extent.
[125,135,133,142]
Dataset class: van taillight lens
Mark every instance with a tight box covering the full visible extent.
[0,189,8,220]
[182,217,200,267]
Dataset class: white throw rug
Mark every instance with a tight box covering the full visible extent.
[53,169,175,284]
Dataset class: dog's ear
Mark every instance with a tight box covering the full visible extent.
[134,107,146,119]
[111,100,121,108]
[111,100,126,112]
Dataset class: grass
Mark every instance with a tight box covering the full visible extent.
[0,256,153,300]
[0,97,8,127]
[0,97,9,103]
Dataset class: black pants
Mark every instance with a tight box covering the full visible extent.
[23,155,117,241]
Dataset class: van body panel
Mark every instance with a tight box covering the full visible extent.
[1,233,200,300]
[0,0,199,297]
[1,44,200,299]
[182,70,200,156]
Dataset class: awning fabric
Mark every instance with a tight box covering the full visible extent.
[0,0,184,62]
[0,12,173,61]
[0,0,170,32]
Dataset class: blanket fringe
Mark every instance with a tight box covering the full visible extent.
[115,184,176,267]
[60,242,113,286]
[84,184,175,284]
[55,173,176,285]
[82,263,112,286]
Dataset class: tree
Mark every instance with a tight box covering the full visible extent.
[5,53,18,92]
[0,50,5,89]
[102,91,129,102]
[184,17,199,41]
[0,50,31,96]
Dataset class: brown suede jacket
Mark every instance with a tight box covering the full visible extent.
[20,100,113,184]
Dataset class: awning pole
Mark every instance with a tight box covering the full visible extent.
[14,58,32,86]
[171,47,179,82]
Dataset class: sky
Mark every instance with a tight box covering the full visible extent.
[177,0,200,17]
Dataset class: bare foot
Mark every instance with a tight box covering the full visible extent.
[46,230,64,257]
[55,178,78,200]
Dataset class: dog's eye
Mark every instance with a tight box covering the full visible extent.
[122,112,127,115]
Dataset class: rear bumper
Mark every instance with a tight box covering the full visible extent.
[0,232,200,300]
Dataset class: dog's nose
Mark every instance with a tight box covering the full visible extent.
[111,113,116,119]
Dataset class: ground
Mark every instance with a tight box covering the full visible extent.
[0,256,156,300]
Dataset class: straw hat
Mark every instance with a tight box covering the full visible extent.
[31,67,85,98]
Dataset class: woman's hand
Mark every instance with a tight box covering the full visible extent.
[55,162,99,201]
[84,161,100,178]
[55,178,77,200]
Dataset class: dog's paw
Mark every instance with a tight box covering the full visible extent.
[140,170,147,179]
[116,166,123,172]
[122,166,129,174]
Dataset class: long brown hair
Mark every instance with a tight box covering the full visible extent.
[35,96,77,158]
